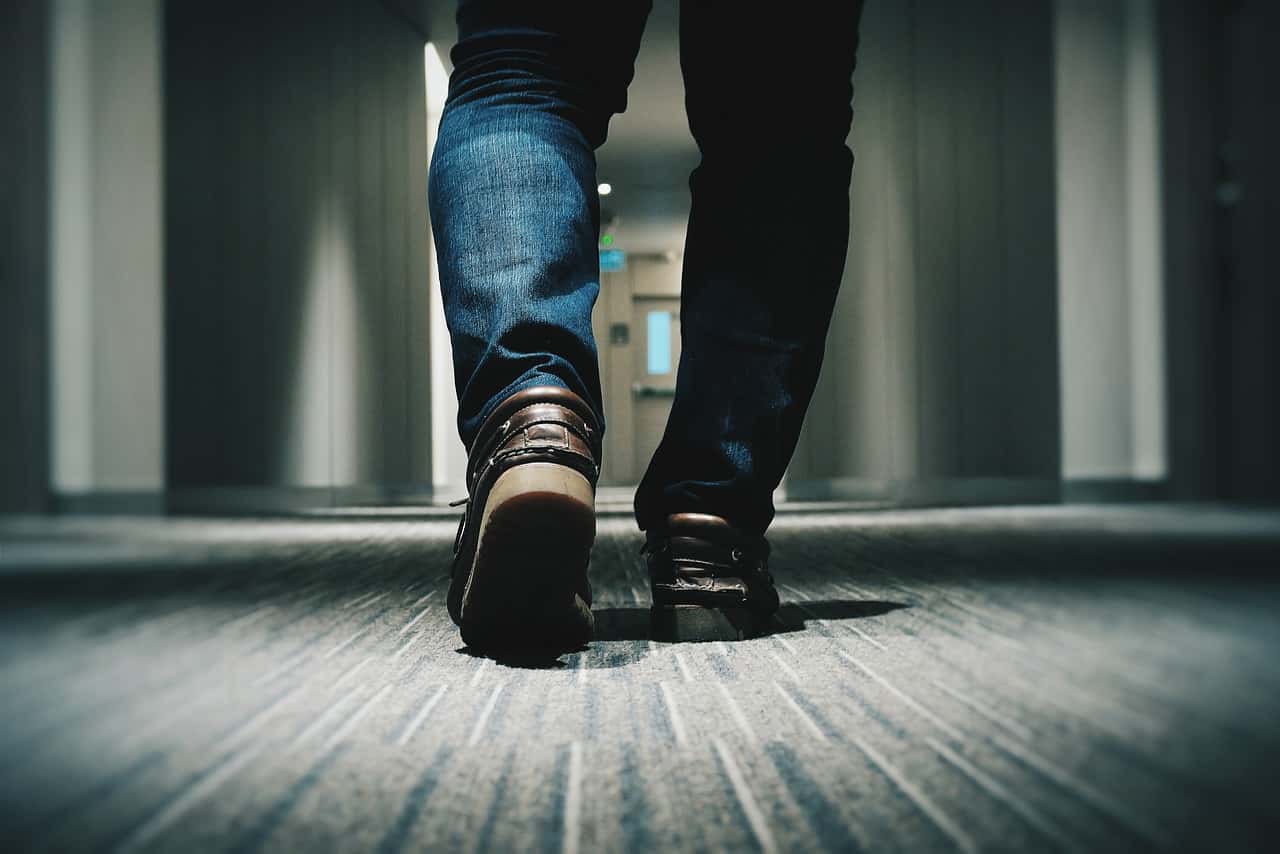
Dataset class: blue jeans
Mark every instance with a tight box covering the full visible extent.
[430,0,864,535]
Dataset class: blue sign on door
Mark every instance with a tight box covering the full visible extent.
[647,311,672,375]
[599,249,627,272]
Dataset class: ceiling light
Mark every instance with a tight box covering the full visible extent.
[597,182,612,196]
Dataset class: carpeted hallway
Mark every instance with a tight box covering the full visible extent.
[1,504,1278,852]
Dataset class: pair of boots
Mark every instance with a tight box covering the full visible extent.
[447,386,779,651]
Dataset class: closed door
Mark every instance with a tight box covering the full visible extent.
[632,298,681,478]
[591,257,684,487]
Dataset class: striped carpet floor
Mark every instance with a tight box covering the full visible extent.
[1,504,1278,852]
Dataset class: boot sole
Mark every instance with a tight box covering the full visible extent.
[649,604,774,642]
[459,463,596,650]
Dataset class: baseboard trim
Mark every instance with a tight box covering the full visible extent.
[782,478,1062,507]
[52,491,167,515]
[166,485,437,515]
[783,477,1173,507]
[49,477,1171,517]
[49,485,437,516]
[1061,478,1169,502]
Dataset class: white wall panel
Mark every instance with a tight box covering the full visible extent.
[1055,0,1167,481]
[50,0,164,497]
[791,0,1061,501]
[165,0,432,507]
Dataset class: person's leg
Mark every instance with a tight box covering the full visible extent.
[429,0,651,450]
[431,1,651,649]
[634,1,866,537]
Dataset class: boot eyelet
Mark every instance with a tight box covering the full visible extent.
[730,548,744,563]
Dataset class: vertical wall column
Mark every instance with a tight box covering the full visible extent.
[48,0,166,510]
[789,0,1061,503]
[0,0,51,512]
[165,0,433,510]
[1054,0,1167,489]
[1217,0,1280,500]
[1157,0,1280,502]
[425,41,469,502]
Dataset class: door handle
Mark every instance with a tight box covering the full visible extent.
[632,383,676,398]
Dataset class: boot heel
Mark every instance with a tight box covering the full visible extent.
[460,463,596,641]
[650,604,750,643]
[484,462,595,517]
[445,386,602,652]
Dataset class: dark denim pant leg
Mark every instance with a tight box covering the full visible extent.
[428,1,651,449]
[633,2,866,536]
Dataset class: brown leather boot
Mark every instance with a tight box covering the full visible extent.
[447,386,602,651]
[643,513,780,635]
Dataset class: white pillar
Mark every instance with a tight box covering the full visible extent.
[1054,0,1167,483]
[50,0,165,501]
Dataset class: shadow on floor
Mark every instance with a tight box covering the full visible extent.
[464,599,908,669]
[594,599,908,643]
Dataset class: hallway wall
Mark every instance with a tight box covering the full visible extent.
[164,0,432,509]
[48,0,165,509]
[0,0,51,513]
[12,0,1271,512]
[1054,0,1166,485]
[1216,0,1280,500]
[789,0,1061,502]
[1151,0,1280,503]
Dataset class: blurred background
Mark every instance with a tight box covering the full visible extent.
[3,0,1276,515]
[3,3,1280,853]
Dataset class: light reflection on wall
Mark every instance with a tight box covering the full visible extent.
[281,192,359,487]
[425,42,468,501]
[1054,0,1167,481]
[49,0,164,498]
